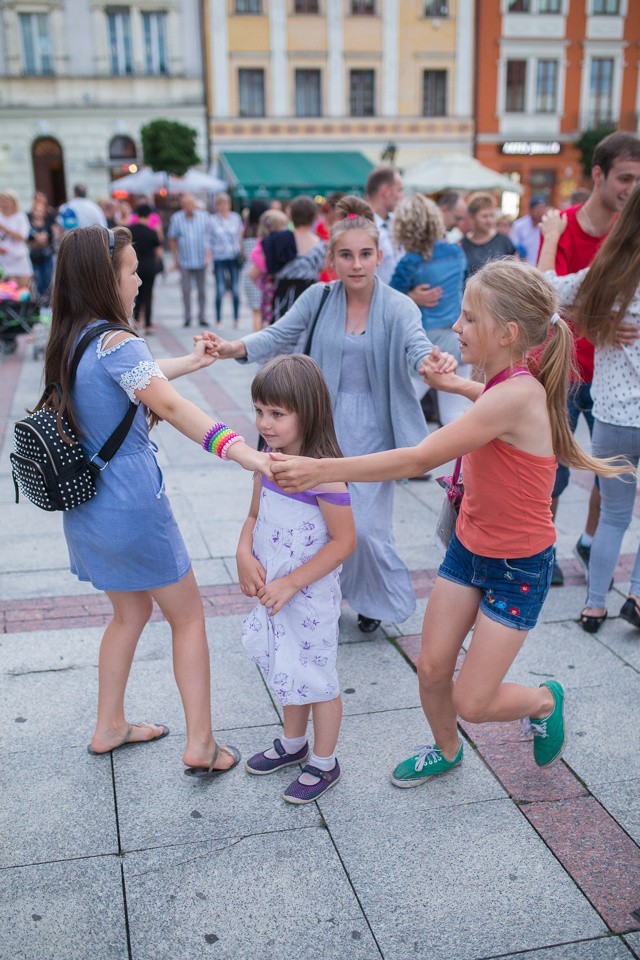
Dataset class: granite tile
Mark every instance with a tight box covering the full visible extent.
[471,737,589,804]
[589,778,640,846]
[523,796,640,934]
[124,830,380,960]
[496,937,637,960]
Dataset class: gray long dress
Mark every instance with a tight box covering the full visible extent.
[335,334,415,621]
[241,278,433,624]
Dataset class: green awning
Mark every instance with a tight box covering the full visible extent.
[218,150,374,200]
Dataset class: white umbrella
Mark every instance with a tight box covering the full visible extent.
[168,169,226,193]
[111,167,227,195]
[404,152,523,195]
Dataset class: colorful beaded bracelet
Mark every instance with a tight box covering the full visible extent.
[201,423,245,460]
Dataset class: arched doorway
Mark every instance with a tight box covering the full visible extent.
[31,137,67,206]
[109,135,139,183]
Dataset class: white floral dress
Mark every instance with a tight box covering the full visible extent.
[242,478,350,706]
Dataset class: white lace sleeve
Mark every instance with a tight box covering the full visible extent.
[119,360,168,403]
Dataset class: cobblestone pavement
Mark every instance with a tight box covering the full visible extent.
[1,270,639,960]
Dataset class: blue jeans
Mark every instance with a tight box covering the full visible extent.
[586,419,640,608]
[439,532,554,631]
[32,257,53,299]
[213,258,240,323]
[552,381,595,499]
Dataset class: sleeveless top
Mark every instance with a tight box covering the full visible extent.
[456,367,557,559]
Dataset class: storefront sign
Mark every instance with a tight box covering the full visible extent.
[501,141,561,156]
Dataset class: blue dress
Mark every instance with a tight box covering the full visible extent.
[62,326,191,591]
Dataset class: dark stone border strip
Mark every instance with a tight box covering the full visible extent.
[395,637,640,935]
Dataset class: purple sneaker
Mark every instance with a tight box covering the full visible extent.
[244,738,309,776]
[283,761,341,805]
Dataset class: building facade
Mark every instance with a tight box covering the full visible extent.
[0,0,207,207]
[202,0,475,194]
[475,0,640,209]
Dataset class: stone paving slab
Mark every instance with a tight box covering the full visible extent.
[336,637,422,717]
[624,933,640,955]
[123,830,381,960]
[495,938,637,960]
[323,791,605,960]
[115,724,319,853]
[0,856,128,960]
[587,778,640,846]
[0,742,118,868]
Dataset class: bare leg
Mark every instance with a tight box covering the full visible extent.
[453,610,554,723]
[311,696,343,757]
[416,577,481,760]
[251,307,262,332]
[91,589,158,752]
[151,569,234,770]
[283,703,312,739]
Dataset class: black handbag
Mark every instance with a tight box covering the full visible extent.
[10,323,138,511]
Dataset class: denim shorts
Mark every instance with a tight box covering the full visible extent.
[439,532,554,631]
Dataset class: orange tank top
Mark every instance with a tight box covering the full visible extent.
[455,368,557,559]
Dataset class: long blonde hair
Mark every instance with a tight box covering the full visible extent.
[468,260,627,479]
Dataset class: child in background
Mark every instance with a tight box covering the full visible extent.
[270,260,627,786]
[237,355,356,803]
[247,209,289,329]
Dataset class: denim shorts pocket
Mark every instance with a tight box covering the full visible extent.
[502,558,543,582]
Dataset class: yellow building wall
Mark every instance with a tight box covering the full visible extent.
[398,0,457,116]
[227,15,270,53]
[287,15,327,51]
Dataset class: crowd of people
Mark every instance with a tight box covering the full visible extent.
[10,128,640,804]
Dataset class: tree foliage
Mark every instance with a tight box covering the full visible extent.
[575,127,616,178]
[140,119,200,177]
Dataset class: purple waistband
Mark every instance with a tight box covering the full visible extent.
[263,476,351,506]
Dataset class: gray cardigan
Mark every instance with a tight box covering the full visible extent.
[240,278,433,449]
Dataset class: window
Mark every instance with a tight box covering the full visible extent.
[422,71,447,116]
[107,9,133,75]
[236,0,262,11]
[590,58,614,125]
[142,12,168,75]
[294,0,319,11]
[592,0,620,12]
[505,60,526,112]
[351,0,375,14]
[239,68,265,117]
[19,13,53,75]
[350,70,375,116]
[424,0,449,14]
[295,70,322,116]
[535,60,558,113]
[538,0,561,11]
[507,0,530,10]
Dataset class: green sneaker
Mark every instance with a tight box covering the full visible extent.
[529,680,566,768]
[391,742,463,788]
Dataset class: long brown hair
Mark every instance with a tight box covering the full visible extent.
[37,225,134,439]
[468,260,627,479]
[569,183,640,346]
[251,355,342,459]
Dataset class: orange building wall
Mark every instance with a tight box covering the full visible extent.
[475,0,501,136]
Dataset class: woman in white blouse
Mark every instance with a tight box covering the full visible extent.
[539,187,640,633]
[0,190,33,286]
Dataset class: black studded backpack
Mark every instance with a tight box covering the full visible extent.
[10,323,137,512]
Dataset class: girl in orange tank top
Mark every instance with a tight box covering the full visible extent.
[270,259,628,788]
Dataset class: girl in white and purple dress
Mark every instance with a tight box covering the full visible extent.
[236,355,356,804]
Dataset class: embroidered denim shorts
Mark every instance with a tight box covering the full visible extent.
[439,532,554,631]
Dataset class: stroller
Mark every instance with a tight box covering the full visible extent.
[0,268,49,360]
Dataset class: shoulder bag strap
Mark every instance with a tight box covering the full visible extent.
[302,284,331,356]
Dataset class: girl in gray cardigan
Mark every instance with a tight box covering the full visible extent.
[203,197,450,632]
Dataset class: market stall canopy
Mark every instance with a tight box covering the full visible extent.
[403,153,523,195]
[111,167,226,195]
[217,151,374,200]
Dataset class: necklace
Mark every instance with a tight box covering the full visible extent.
[579,203,601,237]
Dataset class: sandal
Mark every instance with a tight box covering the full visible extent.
[580,609,607,634]
[184,742,241,779]
[87,722,169,756]
[619,597,640,628]
[357,614,381,634]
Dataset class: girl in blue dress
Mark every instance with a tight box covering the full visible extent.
[44,225,270,775]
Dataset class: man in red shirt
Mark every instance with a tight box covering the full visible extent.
[546,131,640,584]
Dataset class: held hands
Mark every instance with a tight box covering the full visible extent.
[194,330,238,360]
[270,453,323,492]
[257,575,299,616]
[419,346,459,391]
[189,337,217,370]
[237,552,266,598]
[614,321,640,348]
[228,445,274,480]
